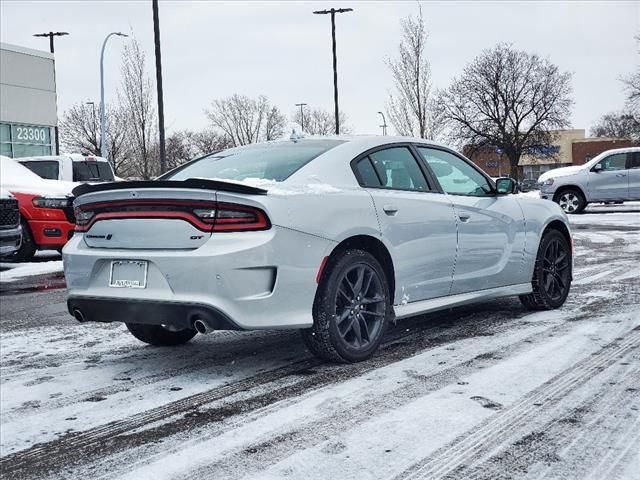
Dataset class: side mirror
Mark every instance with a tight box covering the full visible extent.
[592,163,603,172]
[495,177,517,194]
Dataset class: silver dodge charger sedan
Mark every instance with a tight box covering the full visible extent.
[63,136,573,363]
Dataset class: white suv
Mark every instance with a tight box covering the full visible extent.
[539,147,640,213]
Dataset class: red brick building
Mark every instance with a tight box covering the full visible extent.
[571,138,633,165]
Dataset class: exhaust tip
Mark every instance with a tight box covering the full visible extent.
[73,308,86,322]
[193,319,208,334]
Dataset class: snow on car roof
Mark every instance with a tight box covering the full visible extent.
[0,156,76,196]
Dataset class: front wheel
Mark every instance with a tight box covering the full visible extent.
[301,249,391,363]
[126,323,197,346]
[12,220,36,263]
[555,189,586,214]
[520,230,572,310]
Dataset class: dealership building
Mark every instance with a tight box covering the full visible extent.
[0,42,57,158]
[466,129,634,180]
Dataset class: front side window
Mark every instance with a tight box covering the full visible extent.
[20,160,59,180]
[165,140,344,182]
[362,147,430,191]
[631,152,640,169]
[417,147,492,196]
[597,153,627,171]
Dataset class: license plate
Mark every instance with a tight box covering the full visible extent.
[109,260,148,289]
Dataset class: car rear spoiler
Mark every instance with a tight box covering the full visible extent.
[71,178,268,197]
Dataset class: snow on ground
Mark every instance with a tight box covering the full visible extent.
[1,213,639,480]
[0,252,63,283]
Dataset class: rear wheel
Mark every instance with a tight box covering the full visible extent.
[519,230,572,310]
[12,220,36,263]
[301,249,391,363]
[555,188,586,214]
[125,323,197,346]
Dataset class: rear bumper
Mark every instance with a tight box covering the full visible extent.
[0,225,22,255]
[63,226,336,330]
[68,296,240,330]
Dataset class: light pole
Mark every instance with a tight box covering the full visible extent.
[152,0,167,174]
[33,31,68,155]
[86,102,97,153]
[295,103,307,131]
[100,32,128,160]
[378,111,387,136]
[313,7,352,135]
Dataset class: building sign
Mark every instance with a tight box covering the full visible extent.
[0,122,53,158]
[486,161,499,168]
[528,145,560,156]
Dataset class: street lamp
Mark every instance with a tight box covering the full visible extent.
[313,7,353,135]
[33,31,69,155]
[378,111,387,136]
[100,32,128,160]
[295,103,307,131]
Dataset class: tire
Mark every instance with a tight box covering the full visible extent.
[301,249,391,363]
[519,229,572,311]
[125,323,197,346]
[554,188,586,214]
[12,220,36,263]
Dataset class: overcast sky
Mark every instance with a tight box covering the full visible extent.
[1,1,638,137]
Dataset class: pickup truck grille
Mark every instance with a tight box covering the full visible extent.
[0,198,20,228]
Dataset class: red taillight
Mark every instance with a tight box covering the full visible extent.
[74,200,270,233]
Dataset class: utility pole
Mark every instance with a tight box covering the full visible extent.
[295,103,307,131]
[313,7,352,135]
[152,0,166,174]
[378,111,387,136]
[99,32,128,160]
[33,31,68,155]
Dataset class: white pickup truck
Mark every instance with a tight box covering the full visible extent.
[18,154,117,183]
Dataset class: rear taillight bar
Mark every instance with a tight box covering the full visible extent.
[74,199,270,233]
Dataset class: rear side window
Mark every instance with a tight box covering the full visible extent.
[73,161,115,182]
[359,147,430,191]
[632,152,640,169]
[20,160,59,180]
[165,140,344,182]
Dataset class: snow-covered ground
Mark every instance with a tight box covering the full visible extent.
[1,213,639,480]
[0,251,63,283]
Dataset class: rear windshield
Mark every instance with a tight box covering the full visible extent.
[164,140,344,182]
[20,160,59,180]
[73,161,115,182]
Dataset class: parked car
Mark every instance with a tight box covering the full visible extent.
[538,147,640,213]
[519,179,540,192]
[0,188,22,258]
[18,154,116,183]
[64,136,572,363]
[0,156,75,262]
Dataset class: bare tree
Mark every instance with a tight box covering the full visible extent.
[591,112,640,142]
[291,107,350,135]
[185,129,233,155]
[59,102,128,174]
[622,34,640,115]
[438,43,573,180]
[164,129,234,171]
[119,38,158,179]
[205,94,287,146]
[385,7,440,139]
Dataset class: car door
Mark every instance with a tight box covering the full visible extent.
[415,146,527,295]
[628,152,640,200]
[353,145,458,303]
[587,152,629,201]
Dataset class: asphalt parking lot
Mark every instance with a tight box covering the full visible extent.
[1,205,639,480]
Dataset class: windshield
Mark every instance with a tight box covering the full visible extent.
[20,160,60,180]
[73,161,115,182]
[164,140,344,182]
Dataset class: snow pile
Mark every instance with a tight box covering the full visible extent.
[0,253,63,283]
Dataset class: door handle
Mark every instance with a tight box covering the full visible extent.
[459,214,471,223]
[383,204,398,215]
[615,173,627,177]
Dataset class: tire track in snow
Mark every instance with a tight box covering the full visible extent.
[389,327,640,480]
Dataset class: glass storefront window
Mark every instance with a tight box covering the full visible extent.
[0,122,53,158]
